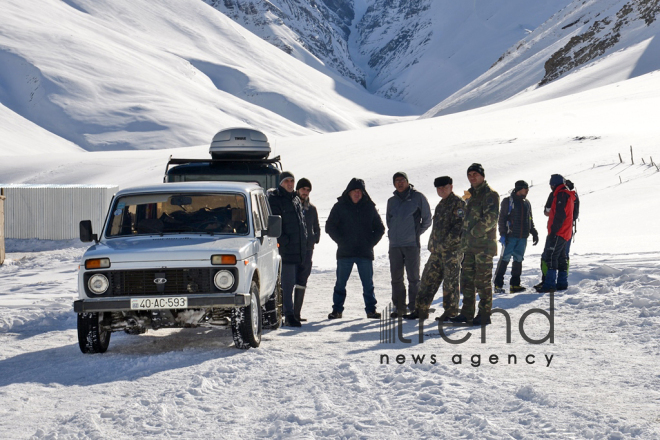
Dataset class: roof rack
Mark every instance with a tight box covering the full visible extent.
[164,155,282,180]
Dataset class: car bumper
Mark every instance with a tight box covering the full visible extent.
[73,293,250,313]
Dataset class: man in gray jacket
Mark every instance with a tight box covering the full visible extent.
[386,172,432,316]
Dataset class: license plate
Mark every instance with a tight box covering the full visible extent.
[130,297,188,310]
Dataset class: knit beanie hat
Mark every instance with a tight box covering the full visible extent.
[296,177,312,191]
[514,180,529,192]
[392,171,408,184]
[467,163,485,177]
[549,174,565,187]
[280,171,295,184]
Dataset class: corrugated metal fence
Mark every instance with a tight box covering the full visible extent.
[0,185,117,240]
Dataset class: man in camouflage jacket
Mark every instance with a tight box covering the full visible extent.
[405,176,465,321]
[451,163,499,326]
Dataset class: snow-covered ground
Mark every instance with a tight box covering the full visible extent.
[2,43,660,440]
[1,245,659,438]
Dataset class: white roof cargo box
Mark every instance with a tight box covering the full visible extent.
[209,127,271,159]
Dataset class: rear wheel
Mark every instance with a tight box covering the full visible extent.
[262,271,282,330]
[77,312,111,354]
[231,281,262,349]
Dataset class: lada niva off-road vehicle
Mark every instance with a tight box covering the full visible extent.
[75,128,285,353]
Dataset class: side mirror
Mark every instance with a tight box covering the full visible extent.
[266,215,282,238]
[80,220,98,243]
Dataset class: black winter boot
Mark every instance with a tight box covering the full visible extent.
[434,311,457,322]
[473,313,491,326]
[511,261,523,287]
[403,309,429,320]
[493,259,509,290]
[293,285,307,322]
[284,314,302,327]
[449,314,473,325]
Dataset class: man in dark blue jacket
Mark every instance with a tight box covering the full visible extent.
[326,178,385,319]
[268,172,307,327]
[494,180,539,294]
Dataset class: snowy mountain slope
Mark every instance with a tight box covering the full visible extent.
[0,0,416,154]
[424,0,660,117]
[205,0,366,86]
[354,0,574,110]
[207,0,574,111]
[1,69,660,438]
[0,103,83,156]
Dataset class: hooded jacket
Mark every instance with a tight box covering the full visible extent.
[267,185,307,264]
[325,178,385,260]
[386,185,432,248]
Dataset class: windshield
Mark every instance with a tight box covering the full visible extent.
[106,193,248,237]
[171,174,270,189]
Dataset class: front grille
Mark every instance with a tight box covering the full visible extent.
[110,269,214,296]
[85,268,240,297]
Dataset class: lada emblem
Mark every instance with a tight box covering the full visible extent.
[154,278,168,284]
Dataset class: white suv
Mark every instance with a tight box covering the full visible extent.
[74,182,282,352]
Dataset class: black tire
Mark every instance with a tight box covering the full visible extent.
[231,281,262,349]
[262,271,282,330]
[77,312,111,354]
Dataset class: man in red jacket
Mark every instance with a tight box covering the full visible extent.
[536,174,575,293]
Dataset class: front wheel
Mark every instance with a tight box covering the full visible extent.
[231,281,262,349]
[77,312,111,354]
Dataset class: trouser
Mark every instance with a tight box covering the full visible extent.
[332,257,377,314]
[541,235,568,289]
[460,252,494,318]
[565,234,572,274]
[389,246,421,311]
[281,263,299,317]
[541,235,568,271]
[415,251,461,316]
[296,250,314,287]
[494,237,527,287]
[293,250,314,320]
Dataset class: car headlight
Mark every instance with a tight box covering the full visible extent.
[88,274,109,295]
[85,258,110,270]
[211,255,237,265]
[214,270,235,291]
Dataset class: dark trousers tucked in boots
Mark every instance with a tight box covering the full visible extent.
[293,285,306,321]
[494,260,523,287]
[510,261,522,286]
[493,259,509,287]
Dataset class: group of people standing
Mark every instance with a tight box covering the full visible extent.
[268,164,579,328]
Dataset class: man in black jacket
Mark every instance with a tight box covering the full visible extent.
[268,171,307,327]
[294,177,321,322]
[494,180,539,294]
[326,178,385,319]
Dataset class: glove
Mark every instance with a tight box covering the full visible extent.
[499,236,506,246]
[531,229,539,246]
